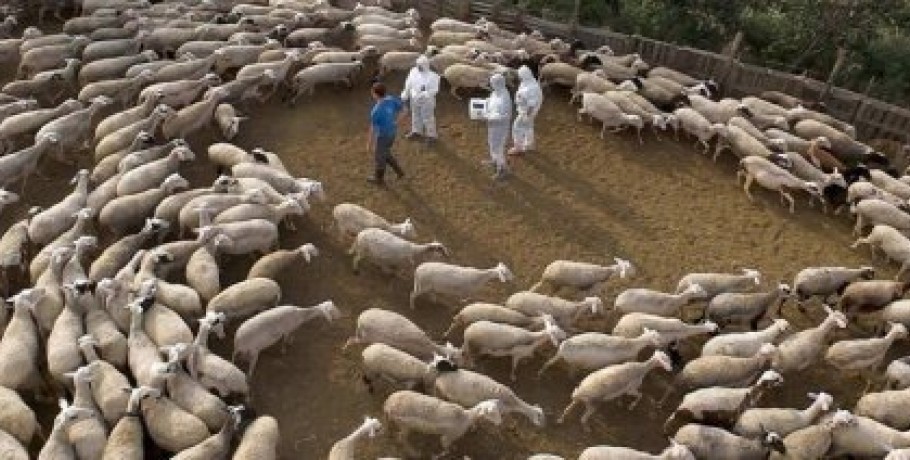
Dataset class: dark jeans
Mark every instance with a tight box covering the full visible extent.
[374,134,404,180]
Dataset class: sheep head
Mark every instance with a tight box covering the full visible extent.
[472,399,503,426]
[494,262,513,283]
[807,392,834,411]
[315,300,340,322]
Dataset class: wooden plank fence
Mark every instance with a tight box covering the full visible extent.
[408,0,910,145]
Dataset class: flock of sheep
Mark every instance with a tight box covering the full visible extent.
[1,0,910,458]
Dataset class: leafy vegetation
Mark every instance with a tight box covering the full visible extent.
[510,0,910,106]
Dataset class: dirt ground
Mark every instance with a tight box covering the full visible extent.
[6,67,907,459]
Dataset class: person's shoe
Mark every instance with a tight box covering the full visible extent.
[507,147,523,156]
[405,132,420,140]
[425,137,437,146]
[395,170,405,179]
[366,176,385,186]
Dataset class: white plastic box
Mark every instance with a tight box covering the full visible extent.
[469,98,488,120]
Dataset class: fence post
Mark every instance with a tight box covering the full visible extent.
[822,47,848,102]
[718,31,743,94]
[849,76,875,127]
[569,0,581,36]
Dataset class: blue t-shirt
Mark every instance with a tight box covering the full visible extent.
[370,96,403,139]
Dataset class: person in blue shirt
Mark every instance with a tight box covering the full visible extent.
[367,81,406,185]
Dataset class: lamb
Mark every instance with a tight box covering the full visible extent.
[461,315,566,380]
[673,424,786,460]
[332,202,415,240]
[247,243,319,280]
[382,390,502,457]
[852,225,910,279]
[826,322,908,392]
[65,364,108,460]
[344,308,463,364]
[288,61,363,103]
[703,283,791,330]
[559,351,673,430]
[77,335,130,425]
[714,124,776,162]
[577,92,644,143]
[37,402,95,460]
[126,298,165,388]
[328,416,382,460]
[433,366,545,427]
[504,291,603,330]
[232,415,279,460]
[185,233,231,302]
[665,370,785,434]
[836,280,910,324]
[676,268,761,299]
[735,392,834,438]
[350,228,449,276]
[852,199,910,236]
[100,174,189,236]
[771,305,846,374]
[613,313,718,347]
[410,261,514,309]
[233,301,340,377]
[531,258,633,297]
[673,107,723,153]
[0,385,39,447]
[738,155,823,212]
[768,409,855,460]
[615,284,707,317]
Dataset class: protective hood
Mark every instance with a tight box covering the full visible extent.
[517,65,534,83]
[416,55,430,72]
[490,73,507,92]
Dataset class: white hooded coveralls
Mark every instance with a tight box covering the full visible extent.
[401,55,440,138]
[512,65,543,151]
[485,73,512,169]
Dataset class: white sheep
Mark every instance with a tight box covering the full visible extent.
[444,302,546,337]
[28,169,90,246]
[852,198,910,236]
[345,308,463,364]
[886,356,910,390]
[461,315,566,380]
[539,329,663,378]
[505,291,603,330]
[233,301,340,376]
[578,92,644,143]
[531,258,633,298]
[247,243,319,280]
[383,390,502,457]
[232,415,279,460]
[703,283,791,330]
[328,416,382,460]
[161,87,229,140]
[332,202,415,240]
[676,268,761,299]
[792,265,876,305]
[852,225,910,279]
[135,385,210,454]
[826,323,908,394]
[207,277,281,319]
[100,174,189,236]
[735,392,834,438]
[214,103,245,140]
[673,424,786,459]
[433,366,545,427]
[613,313,718,347]
[614,284,707,317]
[559,351,673,431]
[289,61,363,103]
[350,228,449,275]
[701,319,790,357]
[360,343,441,393]
[194,219,279,256]
[186,311,249,399]
[410,261,513,308]
[0,385,39,447]
[37,401,95,460]
[578,441,695,460]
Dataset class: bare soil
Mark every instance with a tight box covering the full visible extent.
[7,69,904,459]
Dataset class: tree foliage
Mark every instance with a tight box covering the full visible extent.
[515,0,910,106]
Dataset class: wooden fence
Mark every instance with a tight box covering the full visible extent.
[411,0,910,145]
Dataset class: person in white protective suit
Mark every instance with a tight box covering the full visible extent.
[484,73,513,180]
[508,65,543,155]
[401,55,440,143]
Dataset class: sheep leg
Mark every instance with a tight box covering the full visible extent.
[742,175,755,202]
[538,355,560,378]
[449,86,460,99]
[579,402,597,432]
[626,388,644,410]
[558,400,580,424]
[781,190,795,213]
[599,123,607,140]
[853,215,865,237]
[246,353,260,378]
